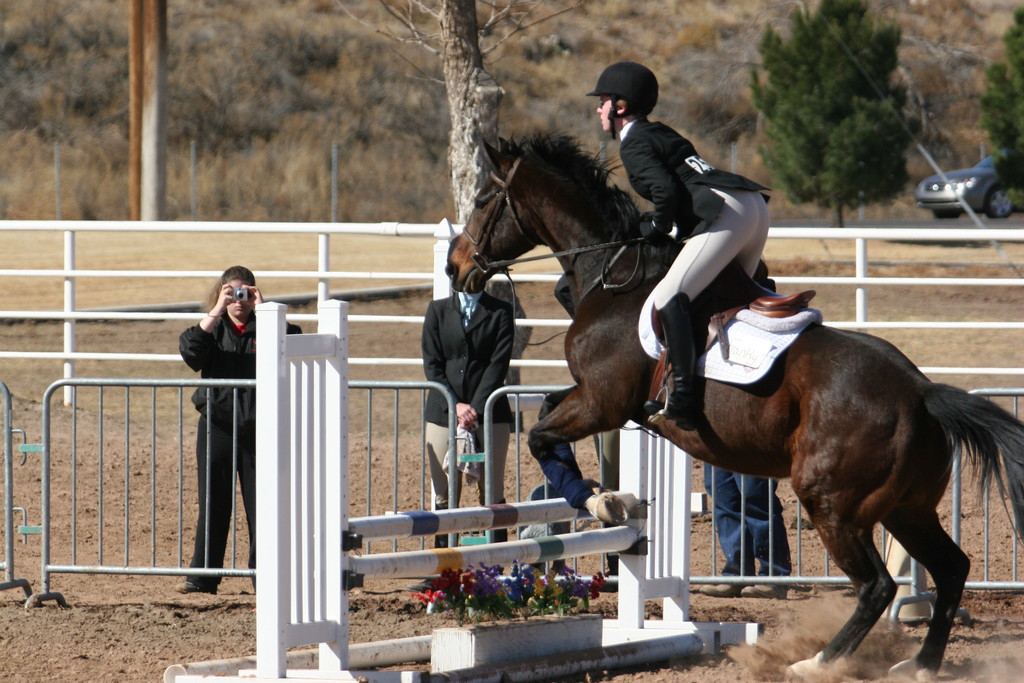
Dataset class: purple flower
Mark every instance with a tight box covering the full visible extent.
[571,579,591,599]
[411,562,604,624]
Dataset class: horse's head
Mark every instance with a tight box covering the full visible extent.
[447,134,640,293]
[446,140,543,293]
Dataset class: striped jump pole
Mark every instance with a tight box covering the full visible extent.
[349,494,639,542]
[350,526,639,580]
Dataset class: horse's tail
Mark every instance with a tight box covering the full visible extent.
[924,383,1024,542]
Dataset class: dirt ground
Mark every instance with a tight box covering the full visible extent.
[1,238,1024,682]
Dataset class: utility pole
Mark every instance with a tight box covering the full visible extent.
[128,0,167,221]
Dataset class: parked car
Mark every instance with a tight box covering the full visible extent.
[914,155,1016,219]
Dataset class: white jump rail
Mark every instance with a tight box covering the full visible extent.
[167,300,756,683]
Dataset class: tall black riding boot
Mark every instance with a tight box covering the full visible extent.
[657,293,701,430]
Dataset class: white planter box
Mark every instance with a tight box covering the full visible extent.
[431,614,603,673]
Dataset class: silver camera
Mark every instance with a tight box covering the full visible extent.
[232,286,249,301]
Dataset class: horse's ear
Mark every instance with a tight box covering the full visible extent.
[482,138,504,171]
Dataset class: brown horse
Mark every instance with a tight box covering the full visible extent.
[445,134,1024,680]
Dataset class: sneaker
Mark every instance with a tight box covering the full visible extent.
[740,584,788,599]
[698,583,743,598]
[174,581,216,595]
[584,492,628,525]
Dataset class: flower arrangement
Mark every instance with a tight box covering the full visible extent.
[412,560,606,626]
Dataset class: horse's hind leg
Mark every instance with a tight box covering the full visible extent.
[883,511,969,680]
[788,522,896,677]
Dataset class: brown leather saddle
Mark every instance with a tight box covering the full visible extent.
[648,261,816,398]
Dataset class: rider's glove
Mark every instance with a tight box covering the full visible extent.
[638,213,661,239]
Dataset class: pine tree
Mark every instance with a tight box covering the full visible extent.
[751,0,917,226]
[981,7,1024,207]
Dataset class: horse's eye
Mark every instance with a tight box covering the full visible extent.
[474,188,499,210]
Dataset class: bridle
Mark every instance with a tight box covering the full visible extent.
[457,156,643,279]
[460,157,538,275]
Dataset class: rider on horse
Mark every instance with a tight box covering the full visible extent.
[588,61,771,430]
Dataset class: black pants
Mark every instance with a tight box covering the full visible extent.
[186,415,257,591]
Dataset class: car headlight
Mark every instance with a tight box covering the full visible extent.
[954,176,979,193]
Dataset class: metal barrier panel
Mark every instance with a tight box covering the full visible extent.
[30,377,259,607]
[25,374,458,604]
[346,379,456,553]
[21,371,1024,609]
[965,388,1023,589]
[1,380,32,597]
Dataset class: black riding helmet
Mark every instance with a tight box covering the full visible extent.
[587,61,658,116]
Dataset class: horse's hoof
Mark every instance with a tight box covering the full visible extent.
[889,659,936,682]
[585,492,628,525]
[785,651,825,680]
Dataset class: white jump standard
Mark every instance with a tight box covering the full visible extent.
[166,300,757,683]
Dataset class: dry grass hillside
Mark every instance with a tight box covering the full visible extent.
[0,0,1019,223]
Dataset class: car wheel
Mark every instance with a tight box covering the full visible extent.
[984,186,1013,218]
[932,209,962,219]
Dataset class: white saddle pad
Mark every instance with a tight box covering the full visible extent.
[638,292,823,385]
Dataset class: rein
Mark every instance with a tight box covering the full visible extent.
[479,236,643,272]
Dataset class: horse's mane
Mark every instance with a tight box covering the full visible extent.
[501,133,640,239]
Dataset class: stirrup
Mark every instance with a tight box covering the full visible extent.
[645,387,699,430]
[644,399,665,416]
[657,395,700,431]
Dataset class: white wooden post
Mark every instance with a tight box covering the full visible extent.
[254,300,349,679]
[432,218,456,300]
[616,425,691,629]
[321,299,349,671]
[256,302,289,677]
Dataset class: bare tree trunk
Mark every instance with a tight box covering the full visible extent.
[830,204,845,227]
[440,0,503,222]
[440,3,527,383]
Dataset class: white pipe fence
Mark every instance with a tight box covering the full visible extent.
[1,220,1024,380]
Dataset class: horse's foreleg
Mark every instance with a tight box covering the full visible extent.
[788,522,895,678]
[527,384,624,517]
[883,512,969,680]
[537,386,575,422]
[531,441,593,509]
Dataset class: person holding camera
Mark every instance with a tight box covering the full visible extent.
[175,265,300,595]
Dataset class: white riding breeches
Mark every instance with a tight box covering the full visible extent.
[652,188,770,310]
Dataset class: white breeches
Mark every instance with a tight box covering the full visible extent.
[652,188,770,309]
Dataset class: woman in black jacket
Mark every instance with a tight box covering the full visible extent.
[175,265,300,595]
[587,61,771,430]
[421,290,514,546]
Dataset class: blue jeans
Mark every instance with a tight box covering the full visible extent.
[536,442,595,509]
[704,466,791,578]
